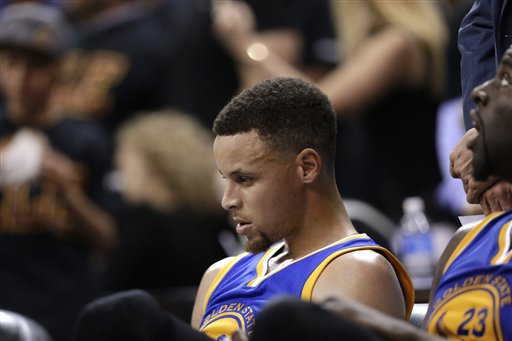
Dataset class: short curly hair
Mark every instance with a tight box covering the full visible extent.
[213,77,337,165]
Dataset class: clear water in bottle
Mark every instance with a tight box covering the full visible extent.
[396,197,434,288]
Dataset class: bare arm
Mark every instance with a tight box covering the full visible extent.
[324,224,470,340]
[212,0,424,116]
[318,28,422,116]
[312,250,406,319]
[191,257,234,328]
[427,224,473,311]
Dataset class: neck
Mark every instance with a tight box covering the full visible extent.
[282,183,355,261]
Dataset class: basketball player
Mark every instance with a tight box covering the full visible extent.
[73,77,413,341]
[425,44,512,340]
[191,77,413,340]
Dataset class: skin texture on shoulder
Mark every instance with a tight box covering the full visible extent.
[313,249,406,319]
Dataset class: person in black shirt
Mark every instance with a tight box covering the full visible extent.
[0,3,116,340]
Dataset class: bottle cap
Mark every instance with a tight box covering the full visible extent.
[402,196,425,214]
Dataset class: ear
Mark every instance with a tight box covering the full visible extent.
[296,148,321,183]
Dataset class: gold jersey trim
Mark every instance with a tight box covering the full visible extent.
[300,244,415,319]
[202,253,248,312]
[444,212,503,275]
[491,220,512,265]
[247,234,371,287]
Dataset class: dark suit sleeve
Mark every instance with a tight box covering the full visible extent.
[458,0,498,130]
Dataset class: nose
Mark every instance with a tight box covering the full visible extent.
[470,81,490,106]
[221,181,241,211]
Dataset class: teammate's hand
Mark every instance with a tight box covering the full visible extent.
[450,128,498,204]
[480,181,512,214]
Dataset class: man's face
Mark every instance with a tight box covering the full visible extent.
[0,50,57,120]
[469,48,512,181]
[213,130,305,253]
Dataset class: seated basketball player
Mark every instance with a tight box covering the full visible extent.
[191,77,414,340]
[73,77,413,341]
[425,45,512,339]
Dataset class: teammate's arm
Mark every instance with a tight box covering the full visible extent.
[427,223,473,312]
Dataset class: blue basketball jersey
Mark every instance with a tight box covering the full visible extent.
[199,233,414,340]
[426,210,512,340]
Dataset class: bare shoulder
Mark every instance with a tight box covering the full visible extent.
[323,249,400,287]
[313,249,407,318]
[433,222,476,283]
[428,222,476,305]
[191,256,235,328]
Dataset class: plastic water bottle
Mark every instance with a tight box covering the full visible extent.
[395,197,434,288]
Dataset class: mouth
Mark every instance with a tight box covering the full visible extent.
[233,217,253,235]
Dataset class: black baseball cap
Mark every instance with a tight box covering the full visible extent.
[0,2,73,59]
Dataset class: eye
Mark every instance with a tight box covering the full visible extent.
[236,176,253,185]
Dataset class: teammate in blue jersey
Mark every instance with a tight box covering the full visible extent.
[467,46,512,185]
[424,48,512,338]
[425,210,512,339]
[423,45,512,339]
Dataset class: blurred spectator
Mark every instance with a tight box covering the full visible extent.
[148,0,337,129]
[59,0,174,134]
[213,0,448,222]
[104,110,233,320]
[0,3,116,340]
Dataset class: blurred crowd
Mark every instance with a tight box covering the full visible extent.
[0,0,492,340]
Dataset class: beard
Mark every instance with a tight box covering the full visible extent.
[242,232,273,254]
[472,136,492,181]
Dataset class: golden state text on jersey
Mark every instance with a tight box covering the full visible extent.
[199,234,413,340]
[426,211,512,340]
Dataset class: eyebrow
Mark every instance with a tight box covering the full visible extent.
[218,168,244,177]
